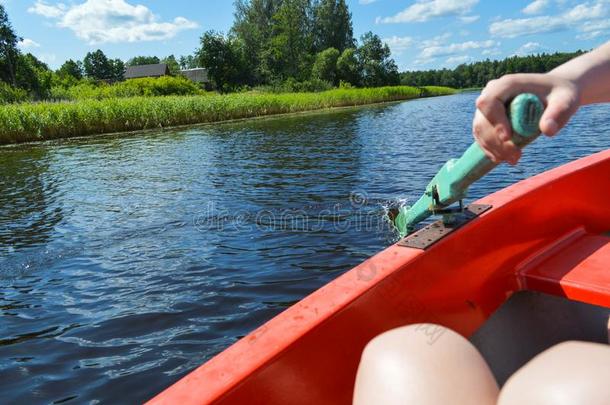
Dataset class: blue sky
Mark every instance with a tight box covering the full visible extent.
[3,0,609,71]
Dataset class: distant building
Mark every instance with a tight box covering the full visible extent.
[124,63,170,79]
[180,68,209,83]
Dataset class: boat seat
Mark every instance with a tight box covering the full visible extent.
[518,232,610,308]
[471,291,610,385]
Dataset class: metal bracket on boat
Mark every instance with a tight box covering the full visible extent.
[397,204,492,250]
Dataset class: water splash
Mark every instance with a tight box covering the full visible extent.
[379,198,411,241]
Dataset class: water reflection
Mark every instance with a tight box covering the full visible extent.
[0,148,63,257]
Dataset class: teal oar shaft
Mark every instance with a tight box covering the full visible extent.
[396,143,493,233]
[394,93,544,237]
[448,141,496,195]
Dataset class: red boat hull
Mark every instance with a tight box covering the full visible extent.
[149,149,610,405]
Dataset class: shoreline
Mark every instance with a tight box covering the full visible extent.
[15,96,445,147]
[0,86,456,146]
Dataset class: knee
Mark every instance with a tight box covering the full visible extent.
[499,341,610,405]
[354,324,498,405]
[359,324,444,369]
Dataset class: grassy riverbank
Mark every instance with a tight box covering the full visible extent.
[0,86,455,144]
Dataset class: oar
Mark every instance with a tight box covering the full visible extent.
[391,93,545,238]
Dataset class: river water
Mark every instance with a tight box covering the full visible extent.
[1,92,608,403]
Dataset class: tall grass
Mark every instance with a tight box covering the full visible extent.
[0,86,455,144]
[419,86,458,97]
[50,76,206,100]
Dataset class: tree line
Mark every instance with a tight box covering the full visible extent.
[0,1,588,102]
[197,0,400,92]
[400,51,586,89]
[0,1,399,99]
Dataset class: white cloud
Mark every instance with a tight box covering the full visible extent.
[377,0,478,23]
[359,0,378,4]
[522,0,550,15]
[18,38,41,49]
[413,37,497,66]
[459,15,480,23]
[421,32,452,48]
[28,0,198,44]
[513,41,546,55]
[382,36,414,54]
[577,30,604,39]
[490,0,610,38]
[419,39,497,59]
[490,16,564,38]
[577,18,610,38]
[583,19,610,31]
[564,1,607,20]
[446,55,470,65]
[482,48,501,56]
[28,1,66,18]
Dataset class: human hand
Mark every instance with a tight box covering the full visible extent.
[473,73,580,164]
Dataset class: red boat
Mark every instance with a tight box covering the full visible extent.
[148,149,610,405]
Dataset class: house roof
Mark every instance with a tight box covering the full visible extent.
[180,68,209,83]
[124,63,170,79]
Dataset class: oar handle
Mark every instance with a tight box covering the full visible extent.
[451,92,545,192]
[509,93,544,147]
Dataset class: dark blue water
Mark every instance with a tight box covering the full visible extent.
[0,93,608,404]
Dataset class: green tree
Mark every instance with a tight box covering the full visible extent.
[110,58,125,81]
[311,47,339,84]
[383,59,400,86]
[197,30,246,92]
[0,4,20,85]
[162,55,181,75]
[312,0,354,53]
[232,0,283,84]
[15,53,52,99]
[336,47,361,86]
[83,49,114,80]
[266,0,313,80]
[179,55,198,69]
[127,56,160,66]
[399,51,585,89]
[57,59,83,80]
[358,31,398,87]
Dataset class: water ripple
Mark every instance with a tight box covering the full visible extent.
[0,93,608,403]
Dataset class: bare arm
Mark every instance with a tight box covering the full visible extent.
[473,41,610,164]
[552,41,610,105]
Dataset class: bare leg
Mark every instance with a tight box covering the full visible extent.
[353,324,499,405]
[498,341,610,405]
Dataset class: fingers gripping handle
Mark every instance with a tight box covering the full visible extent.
[509,93,544,145]
[447,93,545,199]
[447,93,545,200]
